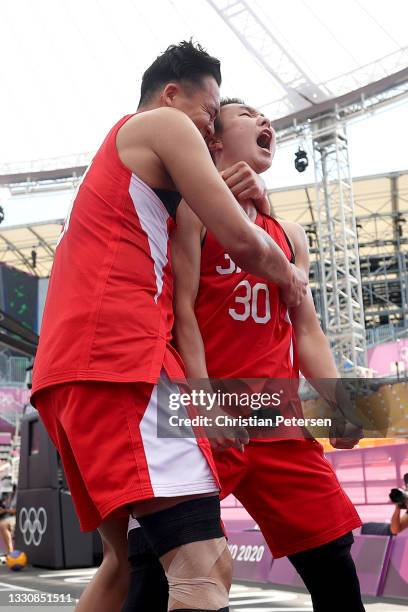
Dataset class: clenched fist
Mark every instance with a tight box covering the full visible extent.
[221,161,271,215]
[280,263,308,307]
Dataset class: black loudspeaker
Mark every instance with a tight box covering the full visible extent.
[15,411,102,568]
[60,491,93,567]
[15,489,64,569]
[18,411,60,490]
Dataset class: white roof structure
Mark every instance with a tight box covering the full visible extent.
[1,0,408,168]
[2,168,407,278]
[0,219,63,277]
[1,1,408,373]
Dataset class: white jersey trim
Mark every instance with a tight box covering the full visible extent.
[284,310,294,366]
[129,174,170,303]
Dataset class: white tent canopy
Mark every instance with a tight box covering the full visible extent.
[1,0,408,167]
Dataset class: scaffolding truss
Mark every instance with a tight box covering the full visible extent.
[312,116,367,372]
[269,170,408,349]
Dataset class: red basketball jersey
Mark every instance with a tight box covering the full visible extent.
[32,114,184,401]
[195,213,298,380]
[195,212,304,439]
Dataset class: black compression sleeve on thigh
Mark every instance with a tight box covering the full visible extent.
[122,544,169,612]
[288,532,365,612]
[137,496,224,558]
[127,525,153,558]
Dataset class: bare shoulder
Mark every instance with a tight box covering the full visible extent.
[279,220,309,271]
[118,107,195,145]
[280,220,306,240]
[116,108,199,187]
[280,220,308,251]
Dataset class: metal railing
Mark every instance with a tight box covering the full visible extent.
[0,357,31,386]
[366,324,408,347]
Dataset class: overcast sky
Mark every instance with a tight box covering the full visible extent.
[0,0,407,226]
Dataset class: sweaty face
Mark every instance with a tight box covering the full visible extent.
[218,104,275,173]
[172,76,220,142]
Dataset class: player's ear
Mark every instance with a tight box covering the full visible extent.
[208,136,223,154]
[161,83,179,107]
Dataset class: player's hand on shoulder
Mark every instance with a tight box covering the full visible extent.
[221,161,270,214]
[280,263,308,307]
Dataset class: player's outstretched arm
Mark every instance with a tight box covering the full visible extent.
[284,221,362,448]
[119,108,307,307]
[282,221,338,380]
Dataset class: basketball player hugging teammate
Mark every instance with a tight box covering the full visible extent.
[31,42,308,612]
[124,99,365,612]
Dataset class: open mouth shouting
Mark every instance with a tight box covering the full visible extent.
[256,128,273,151]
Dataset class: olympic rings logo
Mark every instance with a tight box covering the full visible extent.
[19,507,47,546]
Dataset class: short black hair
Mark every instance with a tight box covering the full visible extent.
[221,97,245,107]
[214,97,245,132]
[139,40,221,107]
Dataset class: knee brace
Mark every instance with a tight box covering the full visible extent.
[171,608,229,611]
[137,496,230,611]
[164,537,230,610]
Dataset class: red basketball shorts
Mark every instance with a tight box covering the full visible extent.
[216,439,361,558]
[35,371,219,531]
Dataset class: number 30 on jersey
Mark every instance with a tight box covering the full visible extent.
[216,254,271,324]
[230,280,271,324]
